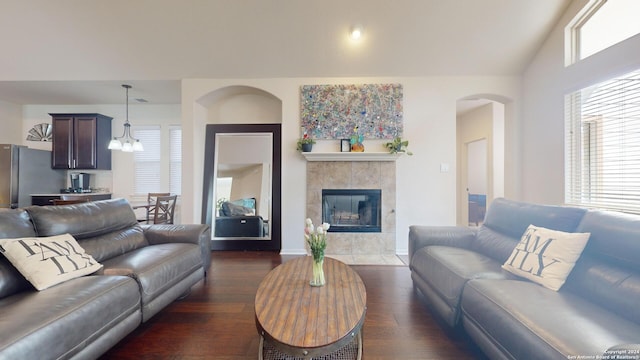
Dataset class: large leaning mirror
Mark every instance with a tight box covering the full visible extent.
[202,124,281,251]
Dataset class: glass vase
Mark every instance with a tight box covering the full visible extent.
[310,257,325,287]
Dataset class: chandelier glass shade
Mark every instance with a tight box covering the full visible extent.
[108,84,143,152]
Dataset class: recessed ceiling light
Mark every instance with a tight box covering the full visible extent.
[350,26,363,40]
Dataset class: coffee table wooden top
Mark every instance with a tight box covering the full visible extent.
[255,256,367,357]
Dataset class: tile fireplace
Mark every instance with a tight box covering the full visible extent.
[306,161,396,256]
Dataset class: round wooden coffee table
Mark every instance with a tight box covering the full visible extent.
[255,256,367,359]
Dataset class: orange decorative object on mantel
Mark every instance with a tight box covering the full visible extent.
[351,142,365,152]
[350,125,365,152]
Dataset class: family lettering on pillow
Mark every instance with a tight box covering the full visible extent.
[502,225,590,291]
[0,233,102,290]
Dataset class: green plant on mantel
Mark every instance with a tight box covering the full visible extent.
[384,137,413,155]
[296,134,316,151]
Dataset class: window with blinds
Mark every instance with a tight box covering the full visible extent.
[565,69,640,213]
[134,126,161,194]
[169,126,182,195]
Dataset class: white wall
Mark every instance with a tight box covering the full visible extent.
[521,0,640,204]
[208,93,282,123]
[492,102,505,200]
[182,76,521,255]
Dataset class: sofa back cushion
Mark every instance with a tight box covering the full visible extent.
[0,210,37,299]
[25,198,149,261]
[26,198,139,239]
[472,198,587,262]
[78,226,147,262]
[564,210,640,324]
[0,209,36,239]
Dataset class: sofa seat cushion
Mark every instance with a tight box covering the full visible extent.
[101,243,202,310]
[411,246,516,327]
[461,279,640,360]
[0,275,140,359]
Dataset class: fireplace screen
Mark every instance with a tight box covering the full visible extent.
[322,189,381,232]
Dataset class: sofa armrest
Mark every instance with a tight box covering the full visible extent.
[408,225,476,263]
[143,224,211,273]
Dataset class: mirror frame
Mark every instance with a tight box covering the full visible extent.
[202,123,282,251]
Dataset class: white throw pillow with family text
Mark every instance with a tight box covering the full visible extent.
[502,225,590,291]
[0,233,102,291]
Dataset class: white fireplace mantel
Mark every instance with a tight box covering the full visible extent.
[301,152,401,162]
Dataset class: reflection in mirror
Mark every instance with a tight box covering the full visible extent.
[202,124,281,251]
[214,133,272,240]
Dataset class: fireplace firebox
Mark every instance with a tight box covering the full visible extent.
[322,189,381,233]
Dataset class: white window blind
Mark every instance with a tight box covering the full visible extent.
[565,69,640,213]
[133,126,161,194]
[169,126,182,195]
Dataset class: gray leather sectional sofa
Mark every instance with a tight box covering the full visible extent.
[409,198,640,359]
[0,198,211,359]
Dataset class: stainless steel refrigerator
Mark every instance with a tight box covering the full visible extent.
[0,144,66,208]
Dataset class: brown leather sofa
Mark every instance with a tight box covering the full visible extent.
[0,198,211,359]
[409,198,640,359]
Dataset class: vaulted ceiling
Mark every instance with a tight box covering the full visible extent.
[0,0,571,104]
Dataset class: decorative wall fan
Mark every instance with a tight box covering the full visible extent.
[26,123,53,142]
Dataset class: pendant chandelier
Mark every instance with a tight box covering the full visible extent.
[108,84,144,152]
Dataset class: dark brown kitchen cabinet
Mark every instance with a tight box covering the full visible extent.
[50,113,112,170]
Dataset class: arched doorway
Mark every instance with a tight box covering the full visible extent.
[197,86,283,251]
[456,95,507,226]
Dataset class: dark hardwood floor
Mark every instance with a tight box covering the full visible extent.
[100,251,485,360]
